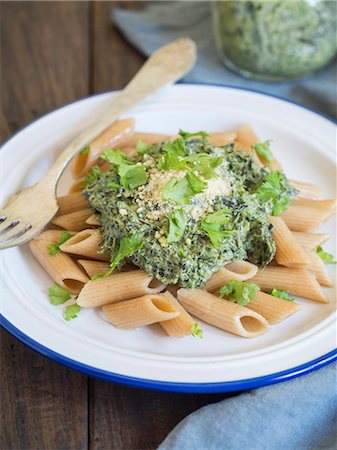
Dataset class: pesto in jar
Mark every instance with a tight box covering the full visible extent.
[83,133,297,288]
[213,0,337,81]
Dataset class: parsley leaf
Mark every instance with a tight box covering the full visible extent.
[220,280,260,306]
[183,153,222,179]
[162,138,186,156]
[185,171,207,193]
[167,209,187,243]
[191,323,203,338]
[106,181,120,189]
[48,283,71,305]
[157,138,187,170]
[253,141,273,163]
[256,170,292,215]
[93,234,143,280]
[179,130,209,139]
[162,172,207,205]
[136,139,153,156]
[101,149,148,189]
[79,145,90,156]
[316,246,336,264]
[201,208,234,248]
[64,304,81,321]
[269,289,294,302]
[48,230,74,255]
[82,165,102,188]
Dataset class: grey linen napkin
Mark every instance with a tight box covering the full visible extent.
[112,1,337,120]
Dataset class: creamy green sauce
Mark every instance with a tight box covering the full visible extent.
[84,137,296,288]
[213,0,337,80]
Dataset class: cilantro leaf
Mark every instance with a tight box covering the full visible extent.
[48,230,74,255]
[48,283,71,305]
[191,323,203,338]
[101,149,128,165]
[253,141,273,163]
[162,138,186,156]
[270,289,294,302]
[93,234,143,279]
[106,181,120,190]
[185,171,207,193]
[167,209,187,243]
[220,280,260,306]
[316,246,336,264]
[79,145,90,156]
[157,138,187,170]
[82,165,102,188]
[136,139,153,156]
[183,153,222,179]
[179,130,209,139]
[162,172,207,205]
[64,304,81,321]
[201,208,234,248]
[256,170,292,215]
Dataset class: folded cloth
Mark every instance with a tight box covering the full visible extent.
[158,362,337,450]
[112,1,337,120]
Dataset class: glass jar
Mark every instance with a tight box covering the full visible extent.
[212,0,337,82]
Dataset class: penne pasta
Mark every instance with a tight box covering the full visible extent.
[29,231,89,294]
[269,216,310,268]
[247,291,303,324]
[57,192,88,215]
[178,288,269,338]
[281,198,336,232]
[205,261,258,293]
[60,229,110,261]
[77,270,166,308]
[234,141,262,166]
[102,294,179,329]
[290,179,323,200]
[208,131,237,146]
[51,209,92,231]
[129,132,171,146]
[250,266,328,303]
[85,214,101,226]
[306,251,333,287]
[292,231,329,252]
[69,179,85,193]
[78,259,110,278]
[71,118,135,179]
[157,291,196,337]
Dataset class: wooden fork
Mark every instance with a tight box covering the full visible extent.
[0,38,196,250]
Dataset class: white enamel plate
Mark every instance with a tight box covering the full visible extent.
[1,85,336,392]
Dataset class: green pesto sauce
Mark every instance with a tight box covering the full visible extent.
[213,0,337,80]
[84,138,296,288]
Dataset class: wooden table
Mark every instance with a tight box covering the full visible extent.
[1,2,237,448]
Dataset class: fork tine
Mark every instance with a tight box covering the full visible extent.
[0,224,32,249]
[0,216,19,234]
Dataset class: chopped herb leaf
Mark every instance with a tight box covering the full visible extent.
[185,171,208,193]
[162,172,207,205]
[48,230,74,255]
[256,170,292,215]
[106,181,120,189]
[82,165,102,188]
[270,289,294,302]
[162,138,186,156]
[101,149,128,165]
[136,139,153,156]
[183,153,222,179]
[179,130,209,139]
[191,323,203,338]
[316,246,336,264]
[93,234,143,279]
[64,304,81,321]
[79,145,90,156]
[167,209,187,243]
[220,280,260,306]
[254,141,273,163]
[48,283,71,305]
[201,208,234,248]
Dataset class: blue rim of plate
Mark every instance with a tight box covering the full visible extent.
[1,83,336,393]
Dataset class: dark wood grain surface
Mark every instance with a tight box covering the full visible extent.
[1,2,236,449]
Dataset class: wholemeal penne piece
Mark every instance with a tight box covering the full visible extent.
[208,131,237,146]
[281,198,336,232]
[29,231,89,294]
[57,192,88,215]
[60,229,110,261]
[269,216,310,268]
[178,289,269,338]
[234,141,262,166]
[292,232,329,252]
[306,251,333,287]
[157,291,196,337]
[71,118,135,179]
[247,291,303,324]
[250,266,328,303]
[77,270,166,307]
[52,209,92,231]
[78,260,110,278]
[102,294,179,329]
[205,261,258,292]
[129,132,171,146]
[69,179,85,193]
[290,179,323,200]
[236,124,281,170]
[85,214,101,226]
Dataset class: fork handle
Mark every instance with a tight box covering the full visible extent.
[42,38,196,190]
